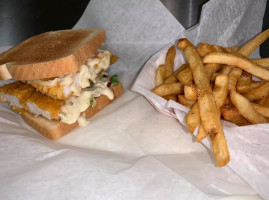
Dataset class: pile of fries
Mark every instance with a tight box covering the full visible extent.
[152,29,269,167]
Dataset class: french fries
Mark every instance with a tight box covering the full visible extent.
[163,94,178,102]
[263,96,269,107]
[213,74,229,109]
[177,67,193,85]
[230,90,268,124]
[220,65,232,75]
[238,28,269,57]
[164,64,188,84]
[220,104,250,126]
[151,29,269,167]
[203,52,269,81]
[178,95,195,108]
[237,71,252,93]
[184,85,197,101]
[152,82,183,96]
[252,58,269,68]
[196,74,229,142]
[243,82,269,101]
[182,43,230,167]
[228,67,241,92]
[250,80,264,89]
[165,46,176,78]
[197,43,227,80]
[251,103,269,118]
[156,65,166,86]
[186,102,200,133]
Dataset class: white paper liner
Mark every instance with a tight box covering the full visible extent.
[132,0,269,199]
[0,0,267,199]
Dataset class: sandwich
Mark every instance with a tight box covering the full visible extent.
[0,29,123,140]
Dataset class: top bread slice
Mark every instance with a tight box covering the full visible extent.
[0,29,106,80]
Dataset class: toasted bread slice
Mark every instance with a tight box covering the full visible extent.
[0,29,106,80]
[21,83,123,140]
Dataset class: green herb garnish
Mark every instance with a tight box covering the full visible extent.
[89,97,97,108]
[110,75,119,85]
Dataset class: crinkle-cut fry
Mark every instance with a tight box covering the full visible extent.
[184,44,230,167]
[177,67,193,85]
[220,104,250,126]
[230,90,268,124]
[238,28,269,57]
[252,103,269,118]
[186,102,200,133]
[203,52,269,81]
[228,67,242,92]
[184,85,197,101]
[165,45,176,78]
[155,65,166,86]
[178,95,195,108]
[243,82,269,101]
[252,58,269,68]
[152,82,183,97]
[30,82,72,100]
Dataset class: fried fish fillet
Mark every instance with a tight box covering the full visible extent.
[0,81,64,120]
[30,82,71,100]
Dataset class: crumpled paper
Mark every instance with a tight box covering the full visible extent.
[0,0,266,199]
[132,0,269,199]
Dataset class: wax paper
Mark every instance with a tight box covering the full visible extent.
[0,0,267,199]
[132,0,268,199]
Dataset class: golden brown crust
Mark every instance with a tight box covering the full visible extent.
[21,83,123,140]
[0,29,106,80]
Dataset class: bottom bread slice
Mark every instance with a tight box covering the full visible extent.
[21,83,123,140]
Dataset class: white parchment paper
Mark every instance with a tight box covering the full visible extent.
[132,0,269,199]
[0,0,267,199]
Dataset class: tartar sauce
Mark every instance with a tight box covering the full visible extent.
[58,78,114,125]
[28,49,112,97]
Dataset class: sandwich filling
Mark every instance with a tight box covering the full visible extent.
[0,48,120,126]
[0,75,117,126]
[27,49,115,100]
